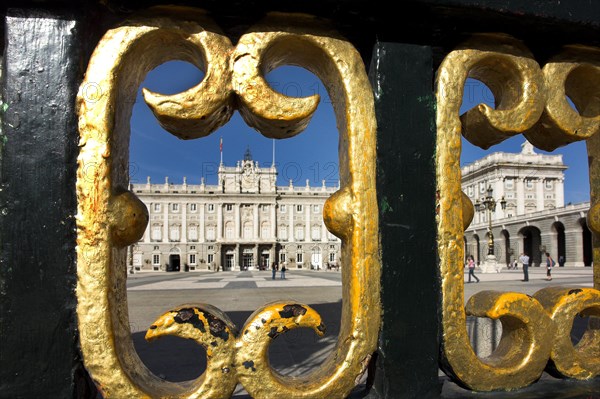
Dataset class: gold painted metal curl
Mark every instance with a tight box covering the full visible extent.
[436,34,549,391]
[436,35,600,391]
[77,8,379,398]
[146,305,239,397]
[230,14,380,398]
[524,46,600,151]
[77,9,237,398]
[534,287,600,379]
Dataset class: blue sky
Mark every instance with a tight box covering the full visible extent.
[130,61,590,204]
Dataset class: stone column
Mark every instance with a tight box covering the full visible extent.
[494,178,505,219]
[163,202,169,242]
[305,203,311,241]
[566,228,585,267]
[555,178,565,208]
[254,204,259,239]
[253,245,259,269]
[289,203,294,241]
[536,178,545,211]
[270,203,276,238]
[181,202,187,242]
[235,203,241,238]
[217,204,223,239]
[199,205,205,242]
[516,177,525,215]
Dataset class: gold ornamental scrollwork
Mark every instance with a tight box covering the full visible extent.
[437,34,600,391]
[76,8,380,399]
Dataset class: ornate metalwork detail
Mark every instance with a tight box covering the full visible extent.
[76,8,379,398]
[436,34,600,391]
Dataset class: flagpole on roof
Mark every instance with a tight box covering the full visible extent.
[272,139,275,167]
[220,137,223,165]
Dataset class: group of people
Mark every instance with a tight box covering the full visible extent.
[271,262,287,280]
[467,252,559,283]
[518,252,557,281]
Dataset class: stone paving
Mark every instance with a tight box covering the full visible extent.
[126,267,596,398]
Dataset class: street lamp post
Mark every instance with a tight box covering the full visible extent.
[474,185,506,273]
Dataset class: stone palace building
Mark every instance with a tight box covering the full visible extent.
[129,149,341,271]
[463,141,592,268]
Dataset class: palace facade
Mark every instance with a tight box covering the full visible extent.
[129,150,341,271]
[462,141,592,268]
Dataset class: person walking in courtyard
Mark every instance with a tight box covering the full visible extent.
[280,264,286,279]
[545,252,555,281]
[519,252,530,281]
[467,255,479,283]
[271,262,276,280]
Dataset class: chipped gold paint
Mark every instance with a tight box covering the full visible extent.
[534,287,600,379]
[77,8,379,398]
[436,34,600,391]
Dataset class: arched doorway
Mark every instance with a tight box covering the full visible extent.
[501,230,511,267]
[518,226,542,267]
[579,218,593,266]
[473,234,481,265]
[168,247,181,272]
[551,222,566,266]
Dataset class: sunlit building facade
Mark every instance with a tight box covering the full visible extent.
[462,141,592,268]
[129,150,341,271]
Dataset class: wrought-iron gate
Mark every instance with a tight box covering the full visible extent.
[1,1,598,398]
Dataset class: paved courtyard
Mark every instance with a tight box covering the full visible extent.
[127,267,597,398]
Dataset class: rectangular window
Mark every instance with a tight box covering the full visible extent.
[208,246,214,250]
[525,179,534,189]
[262,204,269,212]
[312,204,320,213]
[206,227,216,241]
[280,204,286,213]
[297,253,303,263]
[172,203,179,211]
[329,252,336,262]
[190,203,197,212]
[280,227,288,241]
[154,203,161,212]
[190,246,195,250]
[505,179,514,189]
[188,225,198,241]
[207,204,215,212]
[189,254,196,265]
[545,180,553,189]
[151,225,162,241]
[467,186,473,197]
[280,253,286,263]
[311,226,321,241]
[295,226,304,241]
[207,254,214,264]
[526,194,534,199]
[152,254,160,265]
[153,245,159,250]
[296,205,303,212]
[226,204,233,212]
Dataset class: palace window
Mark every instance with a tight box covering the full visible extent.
[207,254,214,264]
[172,203,179,212]
[154,246,159,250]
[207,204,215,212]
[296,204,303,212]
[243,222,252,239]
[225,222,234,239]
[188,225,198,241]
[467,186,473,197]
[312,204,320,213]
[280,253,286,263]
[152,254,160,265]
[525,179,534,189]
[329,252,336,262]
[297,253,303,263]
[189,254,196,265]
[295,226,305,241]
[190,246,195,250]
[190,203,197,212]
[169,225,180,241]
[311,226,321,241]
[226,204,233,212]
[151,225,162,241]
[206,226,216,241]
[280,204,286,213]
[153,203,161,212]
[505,179,514,189]
[280,226,288,241]
[545,180,553,189]
[261,204,269,212]
[261,223,270,239]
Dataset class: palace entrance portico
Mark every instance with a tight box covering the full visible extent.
[219,243,278,271]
